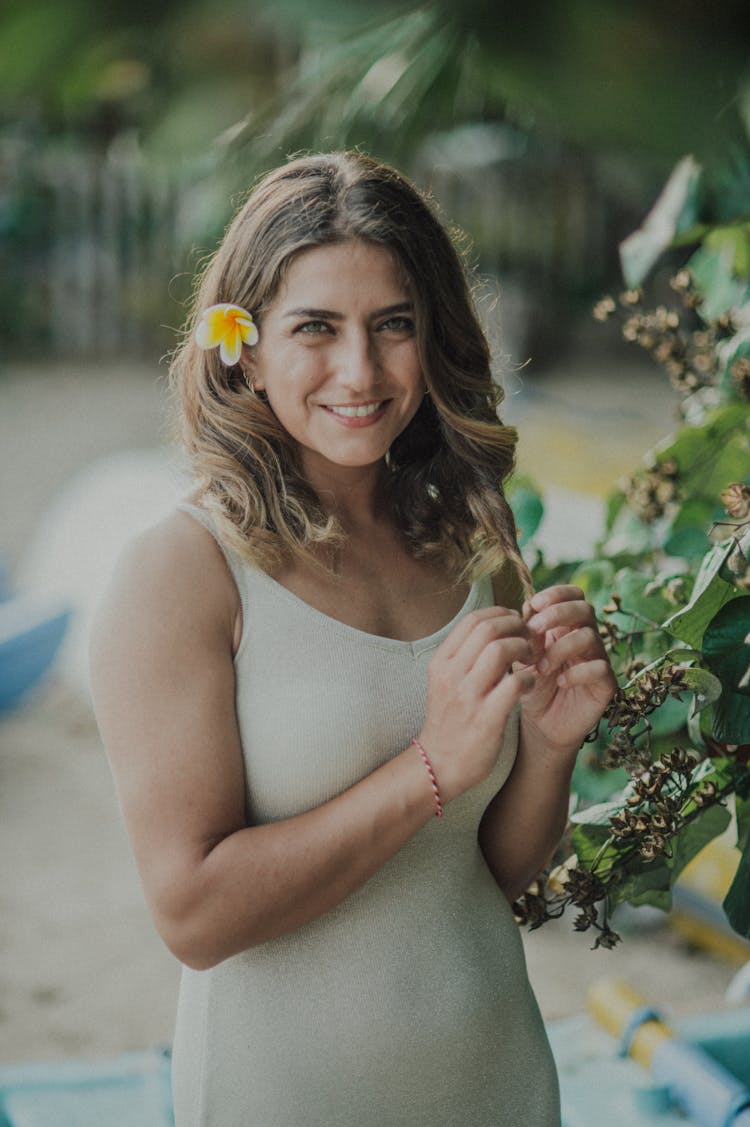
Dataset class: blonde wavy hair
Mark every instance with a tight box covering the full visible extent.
[170,151,532,593]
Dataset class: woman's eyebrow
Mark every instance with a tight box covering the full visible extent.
[284,307,343,320]
[373,302,414,317]
[283,302,414,320]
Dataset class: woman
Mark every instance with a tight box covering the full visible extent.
[91,151,615,1126]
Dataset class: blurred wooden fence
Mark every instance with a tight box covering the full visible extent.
[416,125,614,362]
[1,127,614,362]
[46,148,181,357]
[1,137,193,360]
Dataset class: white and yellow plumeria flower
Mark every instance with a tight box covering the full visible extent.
[195,303,259,366]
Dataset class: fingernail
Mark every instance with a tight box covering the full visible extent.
[537,656,550,674]
[527,614,543,631]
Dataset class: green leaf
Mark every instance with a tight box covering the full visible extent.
[668,499,719,537]
[571,757,628,805]
[704,224,750,280]
[704,435,750,500]
[689,242,750,322]
[687,705,711,748]
[656,404,750,492]
[507,481,544,547]
[569,821,618,871]
[736,794,750,852]
[703,597,750,686]
[717,328,750,387]
[663,539,742,648]
[599,506,655,558]
[610,858,673,911]
[569,799,624,827]
[649,693,690,738]
[671,802,732,874]
[702,597,750,743]
[663,497,717,561]
[618,155,702,288]
[610,568,677,633]
[679,666,723,715]
[664,525,714,562]
[605,489,627,535]
[568,559,616,616]
[723,846,750,940]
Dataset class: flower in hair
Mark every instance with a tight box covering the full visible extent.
[195,303,259,365]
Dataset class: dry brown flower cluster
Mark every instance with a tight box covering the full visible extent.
[513,866,621,949]
[513,739,726,951]
[593,277,723,396]
[609,747,698,861]
[717,484,750,587]
[722,482,750,520]
[731,357,750,401]
[623,458,681,523]
[604,663,689,731]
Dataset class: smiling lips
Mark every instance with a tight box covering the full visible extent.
[323,400,389,427]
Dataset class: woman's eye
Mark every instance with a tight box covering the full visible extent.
[296,320,330,335]
[379,316,414,333]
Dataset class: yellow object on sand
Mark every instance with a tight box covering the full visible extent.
[586,979,673,1069]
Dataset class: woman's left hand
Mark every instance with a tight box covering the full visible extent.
[518,584,616,758]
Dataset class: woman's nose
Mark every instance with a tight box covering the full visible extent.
[337,330,381,389]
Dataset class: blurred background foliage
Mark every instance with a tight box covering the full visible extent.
[1,0,749,360]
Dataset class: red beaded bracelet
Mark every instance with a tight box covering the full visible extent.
[411,738,444,818]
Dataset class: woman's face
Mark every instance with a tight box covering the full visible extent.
[244,239,425,485]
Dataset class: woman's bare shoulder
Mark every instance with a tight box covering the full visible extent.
[91,508,240,659]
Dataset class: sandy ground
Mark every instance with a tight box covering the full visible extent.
[0,336,743,1066]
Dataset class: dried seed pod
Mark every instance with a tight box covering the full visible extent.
[694,781,718,806]
[593,296,617,321]
[620,289,643,306]
[593,926,621,950]
[730,357,750,400]
[721,482,750,520]
[670,270,692,292]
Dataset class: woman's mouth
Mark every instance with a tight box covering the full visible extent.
[326,401,386,418]
[323,401,390,426]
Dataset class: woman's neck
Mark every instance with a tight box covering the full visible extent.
[304,460,389,534]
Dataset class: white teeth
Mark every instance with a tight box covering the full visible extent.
[328,402,384,417]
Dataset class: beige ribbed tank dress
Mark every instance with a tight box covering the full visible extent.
[171,505,561,1127]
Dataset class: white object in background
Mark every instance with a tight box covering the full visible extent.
[726,961,750,1006]
[18,449,188,701]
[532,485,605,564]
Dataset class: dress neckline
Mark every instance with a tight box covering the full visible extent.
[177,501,488,655]
[248,565,484,655]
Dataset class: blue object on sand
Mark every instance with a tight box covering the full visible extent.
[0,1047,173,1126]
[0,596,71,713]
[550,1003,750,1127]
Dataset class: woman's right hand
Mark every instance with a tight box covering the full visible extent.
[417,607,538,803]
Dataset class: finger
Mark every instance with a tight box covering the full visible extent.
[439,606,522,663]
[537,626,605,675]
[485,667,536,721]
[527,598,597,638]
[555,659,617,693]
[453,615,531,676]
[470,636,536,694]
[525,585,586,615]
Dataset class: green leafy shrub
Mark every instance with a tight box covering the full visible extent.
[510,151,750,948]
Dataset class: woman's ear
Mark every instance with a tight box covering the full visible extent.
[241,342,264,390]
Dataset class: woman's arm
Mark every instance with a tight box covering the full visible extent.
[479,584,616,903]
[91,513,533,970]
